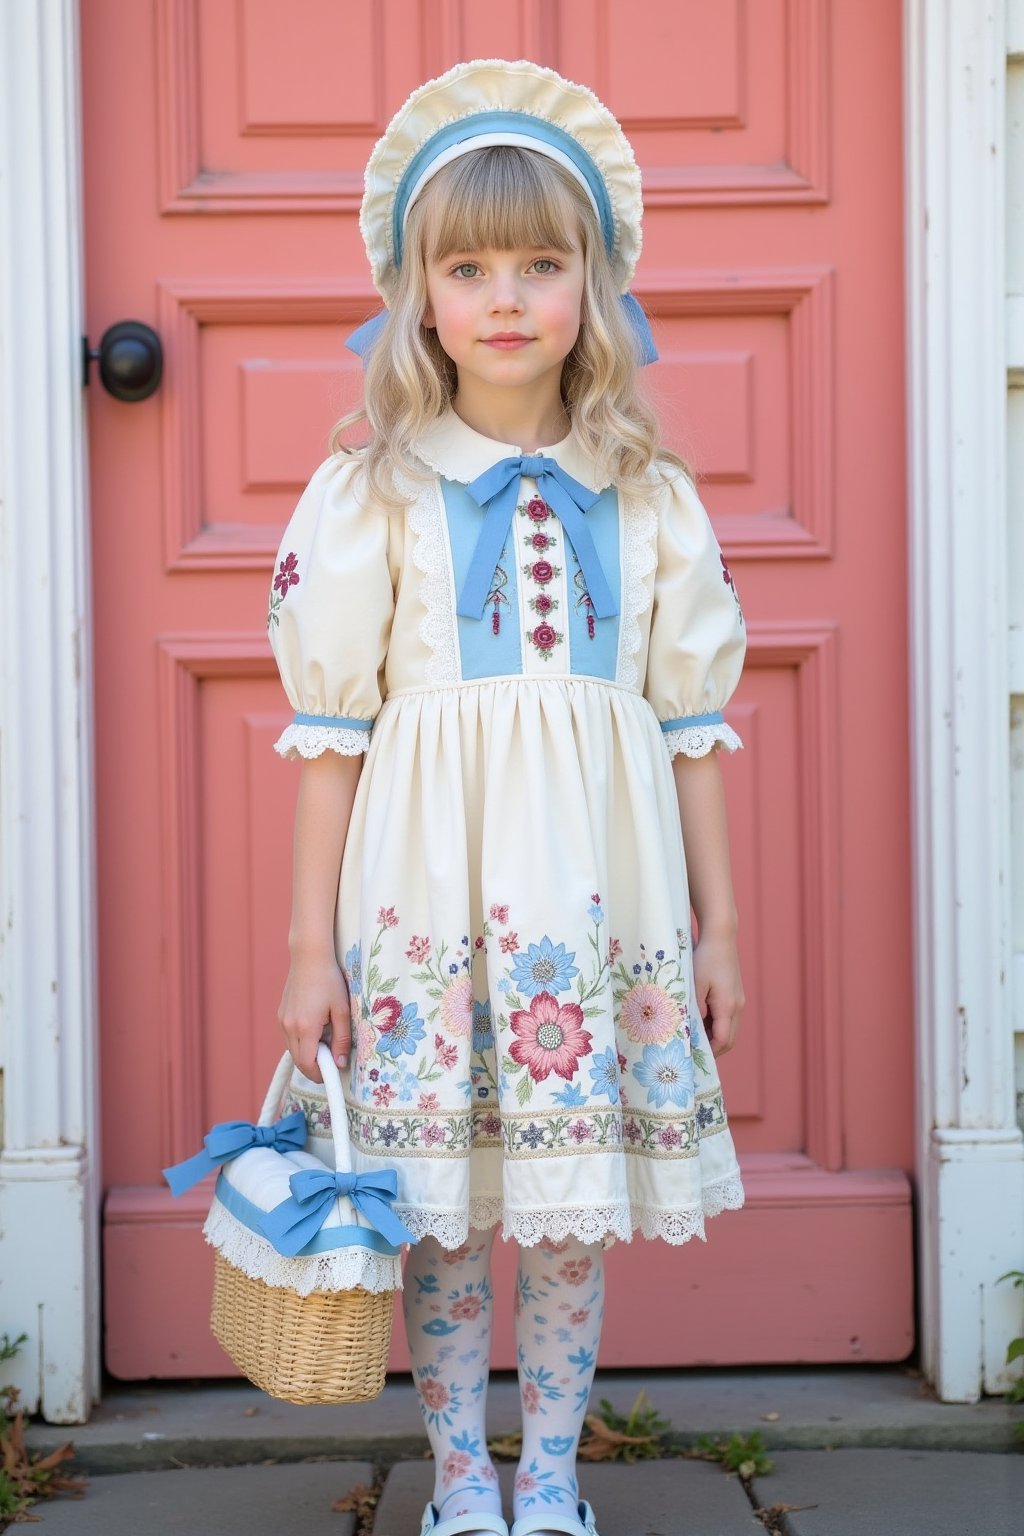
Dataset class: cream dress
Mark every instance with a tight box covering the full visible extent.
[268,408,746,1250]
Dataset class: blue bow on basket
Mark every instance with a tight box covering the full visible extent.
[260,1167,416,1255]
[162,1112,308,1197]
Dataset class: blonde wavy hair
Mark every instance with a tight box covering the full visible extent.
[331,146,690,505]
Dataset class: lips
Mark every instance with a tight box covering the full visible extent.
[483,333,534,348]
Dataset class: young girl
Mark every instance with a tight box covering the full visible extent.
[269,59,746,1536]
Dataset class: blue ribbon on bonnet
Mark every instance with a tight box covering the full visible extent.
[345,292,658,366]
[162,1111,307,1197]
[456,454,617,623]
[259,1167,416,1255]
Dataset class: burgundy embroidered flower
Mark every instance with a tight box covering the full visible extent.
[720,552,734,587]
[489,903,509,924]
[372,1082,395,1107]
[527,497,549,521]
[530,531,551,550]
[377,905,399,928]
[658,1125,683,1150]
[531,559,553,583]
[499,931,519,953]
[532,622,558,651]
[608,938,623,962]
[273,551,300,596]
[421,1122,446,1146]
[482,1112,502,1137]
[567,1118,593,1143]
[591,892,601,905]
[372,995,402,1031]
[624,1118,642,1143]
[509,992,593,1082]
[406,935,431,963]
[474,935,485,950]
[417,1091,440,1111]
[437,1041,458,1069]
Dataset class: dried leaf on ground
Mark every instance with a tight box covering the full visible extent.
[576,1413,658,1463]
[332,1482,380,1518]
[487,1431,524,1459]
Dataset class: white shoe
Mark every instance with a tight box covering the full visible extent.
[419,1502,511,1536]
[510,1501,600,1536]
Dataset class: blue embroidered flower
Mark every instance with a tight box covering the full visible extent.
[588,902,604,924]
[633,964,642,976]
[379,1120,400,1145]
[655,949,665,960]
[344,943,362,997]
[632,1040,694,1109]
[472,1000,495,1054]
[696,1101,715,1129]
[397,1070,419,1102]
[509,936,580,996]
[588,1046,621,1103]
[449,963,459,975]
[520,1121,546,1149]
[552,1080,587,1108]
[497,977,511,994]
[377,1002,426,1058]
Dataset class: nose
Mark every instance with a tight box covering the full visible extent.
[488,267,525,313]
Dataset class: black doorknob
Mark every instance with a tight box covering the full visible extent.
[82,320,163,401]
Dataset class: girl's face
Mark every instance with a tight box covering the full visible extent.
[422,238,585,407]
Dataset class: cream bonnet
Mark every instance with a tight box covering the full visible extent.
[347,58,656,364]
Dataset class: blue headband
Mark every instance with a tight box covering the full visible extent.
[348,109,657,366]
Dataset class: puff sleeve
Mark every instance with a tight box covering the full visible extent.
[643,466,746,758]
[267,455,394,760]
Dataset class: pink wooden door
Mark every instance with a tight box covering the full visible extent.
[86,0,913,1378]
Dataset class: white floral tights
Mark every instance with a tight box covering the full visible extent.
[403,1226,605,1530]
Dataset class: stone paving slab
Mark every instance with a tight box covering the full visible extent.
[27,1368,1018,1472]
[26,1460,372,1535]
[748,1448,1023,1536]
[373,1458,762,1536]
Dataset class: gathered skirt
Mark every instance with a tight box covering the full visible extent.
[282,676,744,1250]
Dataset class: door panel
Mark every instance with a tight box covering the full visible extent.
[84,0,914,1376]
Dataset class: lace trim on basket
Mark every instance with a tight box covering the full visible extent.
[273,722,370,760]
[663,722,744,759]
[618,488,659,689]
[203,1196,404,1295]
[393,1174,744,1250]
[406,474,460,686]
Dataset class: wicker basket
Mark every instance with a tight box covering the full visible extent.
[206,1043,400,1405]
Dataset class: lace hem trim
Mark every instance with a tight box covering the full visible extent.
[393,1173,744,1250]
[203,1197,404,1295]
[406,474,460,686]
[273,723,370,760]
[663,722,744,758]
[618,489,659,689]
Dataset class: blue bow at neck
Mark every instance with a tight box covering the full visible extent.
[457,455,617,623]
[259,1167,415,1255]
[162,1111,307,1197]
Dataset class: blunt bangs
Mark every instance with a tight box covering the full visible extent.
[419,147,586,261]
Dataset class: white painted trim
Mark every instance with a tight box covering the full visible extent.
[0,0,100,1421]
[904,0,1024,1400]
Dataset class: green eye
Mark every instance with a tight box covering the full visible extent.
[454,263,479,278]
[533,259,557,274]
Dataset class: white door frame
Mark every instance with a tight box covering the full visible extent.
[904,0,1024,1400]
[0,0,1020,1420]
[0,0,100,1421]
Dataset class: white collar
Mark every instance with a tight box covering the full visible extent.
[412,407,613,492]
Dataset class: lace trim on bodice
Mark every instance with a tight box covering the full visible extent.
[617,487,659,689]
[663,722,744,759]
[406,474,460,686]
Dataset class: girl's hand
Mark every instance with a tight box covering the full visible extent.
[278,948,352,1082]
[692,927,744,1057]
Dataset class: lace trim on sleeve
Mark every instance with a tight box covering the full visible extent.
[663,721,744,758]
[273,722,371,760]
[406,474,460,686]
[617,487,659,689]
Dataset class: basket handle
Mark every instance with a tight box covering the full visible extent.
[256,1046,355,1177]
